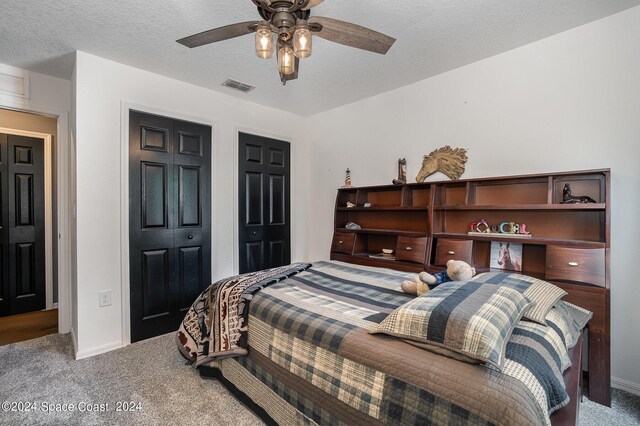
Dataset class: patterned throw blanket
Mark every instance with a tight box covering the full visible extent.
[176,263,310,367]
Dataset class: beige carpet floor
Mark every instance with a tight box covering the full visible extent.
[0,333,638,425]
[0,333,262,425]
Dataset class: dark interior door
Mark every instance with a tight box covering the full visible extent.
[0,133,45,316]
[238,132,290,274]
[129,111,211,343]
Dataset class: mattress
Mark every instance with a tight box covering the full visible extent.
[178,261,580,425]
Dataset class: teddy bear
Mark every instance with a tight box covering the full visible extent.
[400,274,431,296]
[400,259,476,296]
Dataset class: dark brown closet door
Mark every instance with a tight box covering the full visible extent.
[129,111,211,343]
[0,133,45,316]
[238,132,290,274]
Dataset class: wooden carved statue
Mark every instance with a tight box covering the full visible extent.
[416,146,468,182]
[393,158,407,185]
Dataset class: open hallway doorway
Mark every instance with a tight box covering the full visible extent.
[0,108,57,344]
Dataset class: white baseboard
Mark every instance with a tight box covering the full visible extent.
[611,376,640,396]
[70,327,78,356]
[75,341,123,360]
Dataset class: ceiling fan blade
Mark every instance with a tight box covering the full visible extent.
[308,16,395,54]
[177,21,259,48]
[302,0,325,10]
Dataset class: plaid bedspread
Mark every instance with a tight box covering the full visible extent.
[176,263,310,367]
[199,261,576,425]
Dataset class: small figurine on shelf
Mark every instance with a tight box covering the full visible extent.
[342,168,352,188]
[561,183,596,204]
[346,201,356,208]
[392,158,407,185]
[468,219,532,238]
[345,222,361,230]
[416,146,468,182]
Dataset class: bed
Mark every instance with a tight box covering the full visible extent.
[177,260,591,425]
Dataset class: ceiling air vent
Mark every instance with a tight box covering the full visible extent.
[221,79,255,93]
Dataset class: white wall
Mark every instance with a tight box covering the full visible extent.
[70,59,78,351]
[73,51,311,357]
[307,6,640,391]
[0,68,70,114]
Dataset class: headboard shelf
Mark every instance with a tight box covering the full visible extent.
[434,203,606,211]
[330,168,611,406]
[336,228,428,237]
[337,206,430,211]
[433,232,606,248]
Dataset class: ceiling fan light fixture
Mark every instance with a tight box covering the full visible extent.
[255,20,274,59]
[278,44,296,75]
[177,0,396,84]
[293,20,312,58]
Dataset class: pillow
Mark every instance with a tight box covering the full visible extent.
[511,318,572,372]
[470,272,567,325]
[370,281,532,370]
[546,301,593,349]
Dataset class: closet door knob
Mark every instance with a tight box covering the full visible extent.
[188,235,193,240]
[568,261,579,267]
[448,251,455,255]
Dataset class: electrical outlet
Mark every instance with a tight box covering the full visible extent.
[99,290,112,307]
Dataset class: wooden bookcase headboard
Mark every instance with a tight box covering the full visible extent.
[330,169,611,406]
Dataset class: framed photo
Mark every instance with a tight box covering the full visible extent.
[490,241,523,272]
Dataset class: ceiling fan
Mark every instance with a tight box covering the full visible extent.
[177,0,396,85]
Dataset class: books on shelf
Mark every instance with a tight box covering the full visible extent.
[368,253,396,260]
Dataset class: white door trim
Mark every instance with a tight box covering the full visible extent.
[0,127,54,310]
[120,100,216,347]
[233,127,295,275]
[0,103,71,335]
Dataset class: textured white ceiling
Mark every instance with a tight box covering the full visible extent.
[1,0,639,116]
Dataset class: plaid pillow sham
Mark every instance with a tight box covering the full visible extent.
[470,272,567,325]
[370,281,532,370]
[547,301,593,348]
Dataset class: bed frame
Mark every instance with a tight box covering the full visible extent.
[198,169,609,426]
[330,169,610,408]
[550,331,585,425]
